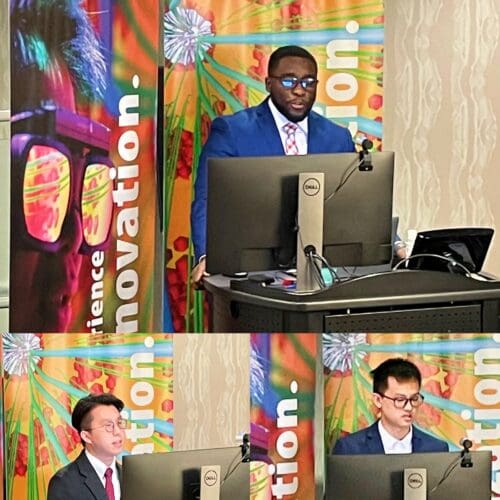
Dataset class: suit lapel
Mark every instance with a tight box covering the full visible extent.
[411,426,423,452]
[255,100,286,155]
[307,112,321,153]
[366,421,385,453]
[76,451,108,500]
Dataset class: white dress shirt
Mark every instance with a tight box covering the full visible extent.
[378,420,413,454]
[85,450,121,499]
[267,98,308,155]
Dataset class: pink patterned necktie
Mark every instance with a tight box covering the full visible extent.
[283,122,299,155]
[104,468,115,500]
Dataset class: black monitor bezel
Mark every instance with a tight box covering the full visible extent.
[326,450,492,500]
[206,151,395,275]
[407,227,494,274]
[121,446,249,500]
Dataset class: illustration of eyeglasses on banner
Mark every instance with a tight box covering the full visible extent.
[11,104,115,254]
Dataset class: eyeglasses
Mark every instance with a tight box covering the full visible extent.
[378,393,424,409]
[11,105,115,254]
[268,76,318,90]
[86,418,127,433]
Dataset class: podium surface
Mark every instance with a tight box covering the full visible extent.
[204,270,500,332]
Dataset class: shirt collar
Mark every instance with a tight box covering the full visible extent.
[378,420,413,453]
[85,449,118,479]
[267,97,308,136]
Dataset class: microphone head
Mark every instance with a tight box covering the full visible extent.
[353,134,374,150]
[361,138,373,151]
[460,437,473,450]
[356,135,374,171]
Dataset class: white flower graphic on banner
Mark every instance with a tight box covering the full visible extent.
[322,333,367,373]
[164,7,213,65]
[2,333,41,376]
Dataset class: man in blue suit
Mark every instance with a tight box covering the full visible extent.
[332,358,449,455]
[190,45,355,285]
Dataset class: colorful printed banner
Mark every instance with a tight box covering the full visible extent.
[250,333,317,500]
[9,0,160,333]
[324,333,500,497]
[2,333,173,500]
[164,0,385,331]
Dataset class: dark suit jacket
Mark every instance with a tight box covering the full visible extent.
[332,421,449,455]
[190,99,355,261]
[47,450,122,500]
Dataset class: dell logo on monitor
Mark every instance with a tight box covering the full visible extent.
[407,472,424,489]
[203,469,219,487]
[302,177,321,196]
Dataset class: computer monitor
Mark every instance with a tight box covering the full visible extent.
[206,152,395,275]
[121,446,249,500]
[326,451,492,500]
[407,227,494,274]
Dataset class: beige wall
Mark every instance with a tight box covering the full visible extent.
[384,0,500,275]
[173,334,250,450]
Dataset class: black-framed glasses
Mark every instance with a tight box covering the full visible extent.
[86,418,127,433]
[268,76,318,90]
[378,393,424,409]
[11,105,115,254]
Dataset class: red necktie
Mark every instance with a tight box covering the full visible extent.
[283,122,299,155]
[104,467,115,500]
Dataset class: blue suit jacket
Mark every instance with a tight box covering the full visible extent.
[332,421,449,455]
[190,99,355,261]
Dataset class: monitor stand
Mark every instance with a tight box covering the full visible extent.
[296,172,324,292]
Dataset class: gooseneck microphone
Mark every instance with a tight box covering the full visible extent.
[356,136,373,171]
[430,438,474,494]
[460,437,473,468]
[241,433,250,462]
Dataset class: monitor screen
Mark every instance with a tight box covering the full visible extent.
[122,446,249,500]
[326,451,492,500]
[407,227,494,274]
[206,152,395,275]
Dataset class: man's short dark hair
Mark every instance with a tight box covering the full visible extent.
[268,45,318,75]
[371,358,422,394]
[72,393,124,442]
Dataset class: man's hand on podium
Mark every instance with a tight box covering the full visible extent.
[394,240,407,261]
[191,256,209,289]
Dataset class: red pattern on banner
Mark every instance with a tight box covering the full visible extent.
[368,94,383,110]
[167,250,189,332]
[54,424,77,456]
[232,83,249,108]
[249,46,270,81]
[279,0,317,30]
[71,359,102,386]
[177,131,195,179]
[412,357,461,427]
[15,434,28,476]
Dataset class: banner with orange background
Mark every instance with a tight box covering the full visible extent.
[164,0,385,331]
[324,333,500,497]
[2,333,173,500]
[250,333,318,500]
